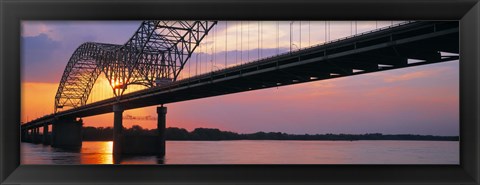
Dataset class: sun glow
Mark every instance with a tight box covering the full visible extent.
[86,75,149,104]
[79,141,113,164]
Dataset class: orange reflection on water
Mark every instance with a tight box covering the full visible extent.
[79,141,113,164]
[78,141,161,164]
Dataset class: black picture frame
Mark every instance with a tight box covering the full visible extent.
[1,0,479,184]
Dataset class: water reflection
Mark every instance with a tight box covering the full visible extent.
[21,141,166,164]
[21,140,459,164]
[80,141,113,164]
[113,155,165,164]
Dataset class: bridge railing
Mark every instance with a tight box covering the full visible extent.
[98,21,415,98]
[175,21,412,83]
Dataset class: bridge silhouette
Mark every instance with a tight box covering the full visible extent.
[21,21,459,158]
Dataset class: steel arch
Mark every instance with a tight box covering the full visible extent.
[54,20,217,112]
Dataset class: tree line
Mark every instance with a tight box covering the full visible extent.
[82,125,459,141]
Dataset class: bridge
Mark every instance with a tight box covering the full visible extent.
[21,21,459,158]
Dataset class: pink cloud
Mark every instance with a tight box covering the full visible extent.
[21,21,58,40]
[383,68,447,83]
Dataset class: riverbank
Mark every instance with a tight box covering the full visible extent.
[82,126,458,141]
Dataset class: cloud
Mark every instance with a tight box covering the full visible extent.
[21,22,56,39]
[21,21,141,83]
[21,34,64,82]
[22,33,60,61]
[384,71,433,82]
[383,68,446,83]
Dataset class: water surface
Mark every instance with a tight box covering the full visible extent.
[21,140,459,164]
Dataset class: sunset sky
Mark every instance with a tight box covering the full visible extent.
[20,21,459,136]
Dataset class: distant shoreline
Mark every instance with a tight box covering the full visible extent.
[82,126,459,141]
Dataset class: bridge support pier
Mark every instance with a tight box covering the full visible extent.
[51,118,83,149]
[26,129,32,143]
[22,129,30,142]
[30,128,34,143]
[117,106,167,156]
[157,106,167,157]
[33,127,39,144]
[113,104,124,156]
[27,129,32,143]
[26,129,31,142]
[42,123,49,145]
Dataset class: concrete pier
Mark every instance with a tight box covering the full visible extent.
[113,104,124,155]
[35,128,40,143]
[26,129,31,142]
[24,129,29,142]
[50,124,56,145]
[51,118,83,148]
[28,129,32,143]
[31,129,34,142]
[33,127,40,144]
[118,106,167,156]
[30,128,34,143]
[24,129,30,142]
[42,124,49,145]
[157,106,167,156]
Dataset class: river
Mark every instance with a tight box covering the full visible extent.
[21,140,459,164]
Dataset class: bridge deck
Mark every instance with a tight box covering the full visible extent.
[22,21,459,129]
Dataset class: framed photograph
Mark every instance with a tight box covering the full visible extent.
[1,0,479,184]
